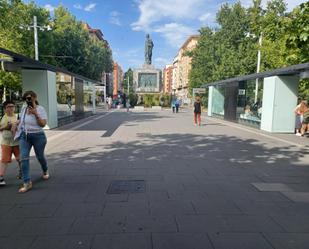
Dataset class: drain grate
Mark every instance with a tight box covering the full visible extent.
[106,180,146,194]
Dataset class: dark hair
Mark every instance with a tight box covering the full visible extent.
[3,100,15,108]
[22,90,39,105]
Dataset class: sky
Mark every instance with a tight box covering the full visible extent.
[32,0,304,72]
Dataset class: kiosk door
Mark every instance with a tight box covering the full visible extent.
[224,82,238,121]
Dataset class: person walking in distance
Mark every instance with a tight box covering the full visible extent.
[194,96,202,126]
[0,100,21,186]
[299,101,309,137]
[15,91,49,193]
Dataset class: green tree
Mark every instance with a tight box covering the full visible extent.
[0,1,113,99]
[285,2,309,64]
[189,1,256,92]
[123,68,134,94]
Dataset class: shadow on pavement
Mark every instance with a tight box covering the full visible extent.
[55,112,167,138]
[47,133,309,170]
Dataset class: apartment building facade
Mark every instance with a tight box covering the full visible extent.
[172,35,199,103]
[113,62,124,97]
[163,64,173,94]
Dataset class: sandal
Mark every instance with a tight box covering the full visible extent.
[18,182,32,193]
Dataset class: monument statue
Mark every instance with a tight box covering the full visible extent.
[145,34,154,65]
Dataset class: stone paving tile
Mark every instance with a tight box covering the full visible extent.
[69,215,126,234]
[259,176,309,184]
[92,233,152,249]
[0,204,15,218]
[128,191,169,202]
[233,200,287,215]
[149,200,195,216]
[54,203,103,217]
[252,183,293,192]
[147,181,185,192]
[280,192,309,203]
[220,183,259,192]
[167,190,208,201]
[208,232,274,249]
[176,215,229,233]
[0,189,48,205]
[85,192,129,203]
[125,214,178,233]
[102,201,150,216]
[192,199,242,215]
[6,203,60,218]
[264,233,309,249]
[43,191,90,203]
[15,217,75,236]
[286,183,309,192]
[0,219,25,236]
[152,233,213,249]
[270,215,309,232]
[0,236,35,249]
[224,215,285,233]
[30,235,93,249]
[276,202,309,216]
[245,191,291,202]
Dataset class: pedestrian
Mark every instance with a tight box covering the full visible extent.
[294,99,303,136]
[66,93,72,111]
[0,100,21,186]
[193,96,202,126]
[175,98,180,113]
[171,98,176,113]
[15,91,49,193]
[299,101,309,137]
[126,98,130,112]
[108,96,112,109]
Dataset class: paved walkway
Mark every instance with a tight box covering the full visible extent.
[1,109,309,249]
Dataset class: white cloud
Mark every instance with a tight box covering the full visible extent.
[73,4,82,9]
[131,0,204,31]
[154,23,196,48]
[84,3,97,12]
[74,3,97,11]
[109,11,121,26]
[44,4,55,12]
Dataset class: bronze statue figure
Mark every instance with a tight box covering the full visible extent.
[145,34,154,65]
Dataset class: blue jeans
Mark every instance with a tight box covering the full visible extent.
[19,132,47,183]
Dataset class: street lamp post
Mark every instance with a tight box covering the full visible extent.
[20,16,51,61]
[255,34,262,103]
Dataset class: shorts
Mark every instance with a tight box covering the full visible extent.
[1,145,20,163]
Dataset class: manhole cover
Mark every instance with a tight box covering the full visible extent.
[107,180,146,194]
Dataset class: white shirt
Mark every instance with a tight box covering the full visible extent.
[21,105,47,133]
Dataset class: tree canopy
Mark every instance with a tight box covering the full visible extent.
[189,0,309,97]
[0,0,113,95]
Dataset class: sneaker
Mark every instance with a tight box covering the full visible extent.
[0,177,6,186]
[18,182,32,193]
[42,171,50,180]
[296,133,302,136]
